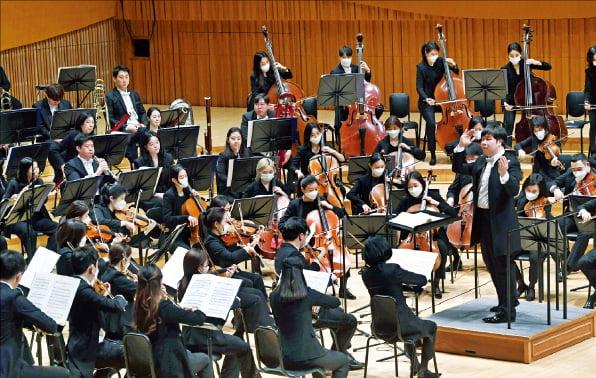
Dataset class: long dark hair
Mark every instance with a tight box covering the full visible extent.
[17,157,34,184]
[133,264,163,336]
[108,242,132,267]
[139,129,165,163]
[252,51,270,90]
[587,46,596,71]
[199,207,225,240]
[100,183,127,206]
[406,170,426,196]
[521,173,549,199]
[74,111,95,134]
[63,200,89,221]
[421,41,440,61]
[303,122,322,147]
[222,127,250,159]
[56,219,87,249]
[507,42,522,55]
[178,248,209,301]
[277,256,308,302]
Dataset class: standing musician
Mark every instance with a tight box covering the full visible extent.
[216,127,252,200]
[292,122,345,182]
[346,153,387,214]
[501,42,552,146]
[67,246,128,377]
[330,45,372,81]
[452,126,523,324]
[64,134,117,184]
[577,198,596,309]
[243,157,290,198]
[416,41,459,165]
[0,251,70,378]
[247,51,292,111]
[393,170,458,298]
[374,115,426,160]
[32,83,73,141]
[146,106,161,131]
[274,217,364,370]
[444,116,485,157]
[584,46,596,156]
[515,115,563,181]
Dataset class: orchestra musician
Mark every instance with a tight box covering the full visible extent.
[576,198,596,309]
[416,41,459,165]
[584,46,596,156]
[330,45,372,81]
[240,94,275,147]
[248,51,292,111]
[292,122,345,182]
[444,116,485,157]
[216,127,252,200]
[32,83,73,141]
[374,115,426,160]
[64,134,117,184]
[55,218,87,276]
[146,106,161,131]
[515,115,563,181]
[132,264,213,378]
[0,250,70,378]
[243,157,290,198]
[60,200,91,223]
[346,153,388,215]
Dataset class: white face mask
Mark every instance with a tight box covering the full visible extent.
[341,58,352,68]
[473,130,482,141]
[260,63,270,73]
[573,168,589,182]
[466,159,477,164]
[201,266,210,274]
[387,129,400,139]
[114,199,127,211]
[510,56,521,65]
[260,173,274,182]
[82,216,91,224]
[428,55,439,64]
[372,168,385,177]
[310,134,322,145]
[408,186,423,198]
[534,130,546,140]
[79,237,87,247]
[593,61,596,67]
[178,177,189,188]
[525,191,539,201]
[304,190,318,200]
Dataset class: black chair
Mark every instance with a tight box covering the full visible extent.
[389,93,420,147]
[565,91,588,154]
[254,326,326,378]
[123,333,156,378]
[363,295,438,378]
[474,99,502,128]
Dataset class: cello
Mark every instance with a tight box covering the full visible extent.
[308,133,344,208]
[513,24,567,152]
[340,33,385,158]
[434,24,479,152]
[446,183,475,250]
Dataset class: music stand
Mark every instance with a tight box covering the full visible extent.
[247,118,295,154]
[3,143,51,180]
[463,69,508,123]
[93,134,128,167]
[179,155,219,195]
[344,214,389,266]
[157,125,200,160]
[230,195,275,227]
[50,108,96,140]
[147,224,188,264]
[118,167,161,204]
[158,109,179,128]
[57,65,96,107]
[569,195,596,233]
[53,176,103,216]
[0,108,40,145]
[346,156,371,183]
[226,156,267,193]
[318,74,363,107]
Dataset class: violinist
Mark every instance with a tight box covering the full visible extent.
[584,46,596,156]
[374,115,426,160]
[514,174,553,301]
[393,171,457,298]
[146,106,161,131]
[346,153,387,214]
[2,157,58,255]
[292,122,345,181]
[216,127,252,199]
[515,115,563,181]
[501,42,552,146]
[55,218,87,276]
[444,116,485,157]
[247,51,292,111]
[416,41,459,165]
[243,157,290,198]
[576,198,596,309]
[163,165,201,249]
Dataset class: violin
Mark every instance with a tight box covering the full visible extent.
[446,183,476,250]
[513,24,567,152]
[115,208,149,228]
[308,135,344,208]
[575,171,596,196]
[86,223,114,243]
[523,196,549,219]
[93,279,114,298]
[257,193,289,259]
[433,24,480,152]
[534,134,565,170]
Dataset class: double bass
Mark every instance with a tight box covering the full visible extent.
[434,24,479,152]
[340,33,384,157]
[513,24,567,152]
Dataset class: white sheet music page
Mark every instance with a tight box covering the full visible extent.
[20,247,61,288]
[389,212,443,229]
[302,269,331,294]
[387,249,438,281]
[179,274,242,320]
[161,247,189,289]
[227,159,235,187]
[27,272,78,326]
[247,120,254,147]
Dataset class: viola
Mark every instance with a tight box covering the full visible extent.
[523,196,549,219]
[93,279,114,298]
[575,171,596,196]
[446,183,476,250]
[513,24,567,152]
[308,150,344,208]
[340,33,384,157]
[433,24,480,152]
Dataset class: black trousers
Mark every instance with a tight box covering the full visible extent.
[285,349,349,378]
[402,318,437,362]
[5,213,57,255]
[579,249,596,289]
[589,109,596,155]
[234,286,274,334]
[314,307,357,352]
[420,106,437,153]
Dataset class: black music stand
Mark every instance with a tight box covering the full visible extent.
[57,65,96,107]
[230,195,275,228]
[569,195,596,233]
[53,176,102,216]
[226,156,266,193]
[463,69,508,122]
[179,155,219,196]
[0,108,40,145]
[50,108,96,140]
[346,155,371,183]
[157,125,200,160]
[93,134,128,167]
[344,214,389,266]
[147,224,188,264]
[158,109,179,128]
[3,143,51,180]
[247,118,295,154]
[118,167,160,204]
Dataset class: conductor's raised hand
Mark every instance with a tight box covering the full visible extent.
[497,156,509,176]
[458,129,474,147]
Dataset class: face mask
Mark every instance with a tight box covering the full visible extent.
[428,55,438,63]
[341,58,352,68]
[201,266,210,274]
[510,56,521,65]
[466,159,477,164]
[573,168,588,182]
[408,186,423,198]
[593,61,596,67]
[304,190,318,200]
[260,63,270,73]
[310,135,322,145]
[79,237,87,247]
[525,191,539,201]
[534,130,546,140]
[387,129,400,139]
[82,216,91,224]
[473,130,482,141]
[114,199,127,211]
[372,168,385,177]
[178,177,189,188]
[261,173,274,182]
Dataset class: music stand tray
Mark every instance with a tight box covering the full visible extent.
[4,184,53,226]
[50,108,97,140]
[93,133,129,167]
[247,118,296,154]
[54,176,102,216]
[0,108,40,144]
[3,143,51,180]
[344,215,389,250]
[387,210,459,234]
[230,195,275,227]
[517,217,567,255]
[462,69,508,102]
[347,156,371,183]
[179,155,219,192]
[158,109,180,128]
[317,74,363,107]
[157,125,200,160]
[226,156,266,193]
[118,167,161,203]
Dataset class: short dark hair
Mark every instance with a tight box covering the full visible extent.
[421,41,440,60]
[531,115,548,130]
[300,174,318,189]
[100,183,127,206]
[571,153,589,164]
[465,143,483,157]
[253,93,270,105]
[169,164,186,181]
[468,116,486,130]
[522,173,549,198]
[362,236,392,266]
[112,65,130,78]
[507,42,522,54]
[339,45,353,57]
[369,152,384,167]
[63,200,90,221]
[46,83,65,101]
[0,250,26,279]
[210,195,230,209]
[71,246,99,275]
[481,126,508,144]
[587,46,596,68]
[74,133,94,148]
[279,217,308,241]
[75,111,95,133]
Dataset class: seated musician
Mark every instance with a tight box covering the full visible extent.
[0,250,70,378]
[146,106,161,131]
[346,153,387,214]
[64,134,117,183]
[55,219,87,276]
[375,115,426,160]
[444,115,485,156]
[60,199,91,224]
[292,122,345,182]
[516,115,563,182]
[32,83,73,141]
[393,170,458,299]
[132,264,214,378]
[2,157,57,255]
[361,236,440,378]
[514,173,554,302]
[216,127,252,200]
[274,217,364,370]
[48,111,95,185]
[67,246,128,377]
[243,157,289,198]
[279,175,355,299]
[248,51,292,111]
[240,94,275,145]
[577,198,596,309]
[179,247,267,377]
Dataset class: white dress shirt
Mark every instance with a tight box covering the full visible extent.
[118,89,139,126]
[78,155,95,177]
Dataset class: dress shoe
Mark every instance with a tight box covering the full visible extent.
[583,292,596,309]
[429,155,437,166]
[516,282,529,298]
[483,311,515,324]
[338,287,356,300]
[345,353,365,370]
[525,287,536,302]
[433,285,442,299]
[417,368,442,378]
[445,259,463,272]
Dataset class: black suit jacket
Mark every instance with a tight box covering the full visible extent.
[452,149,522,256]
[274,242,320,275]
[105,88,147,130]
[0,282,58,377]
[0,65,10,92]
[32,98,73,140]
[330,63,372,82]
[374,135,426,161]
[64,156,98,181]
[346,172,385,215]
[240,109,276,142]
[204,231,251,268]
[100,265,137,337]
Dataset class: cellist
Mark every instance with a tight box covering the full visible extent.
[291,122,345,181]
[162,165,200,249]
[346,153,387,215]
[374,115,426,160]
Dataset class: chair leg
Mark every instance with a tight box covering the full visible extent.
[364,337,372,378]
[393,343,399,377]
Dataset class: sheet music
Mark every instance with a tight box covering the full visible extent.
[226,159,235,187]
[179,274,242,320]
[161,247,189,289]
[247,120,254,147]
[302,270,331,294]
[387,249,438,281]
[389,212,444,228]
[20,247,61,288]
[27,272,78,326]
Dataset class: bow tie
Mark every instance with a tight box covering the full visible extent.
[121,91,130,97]
[486,156,497,164]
